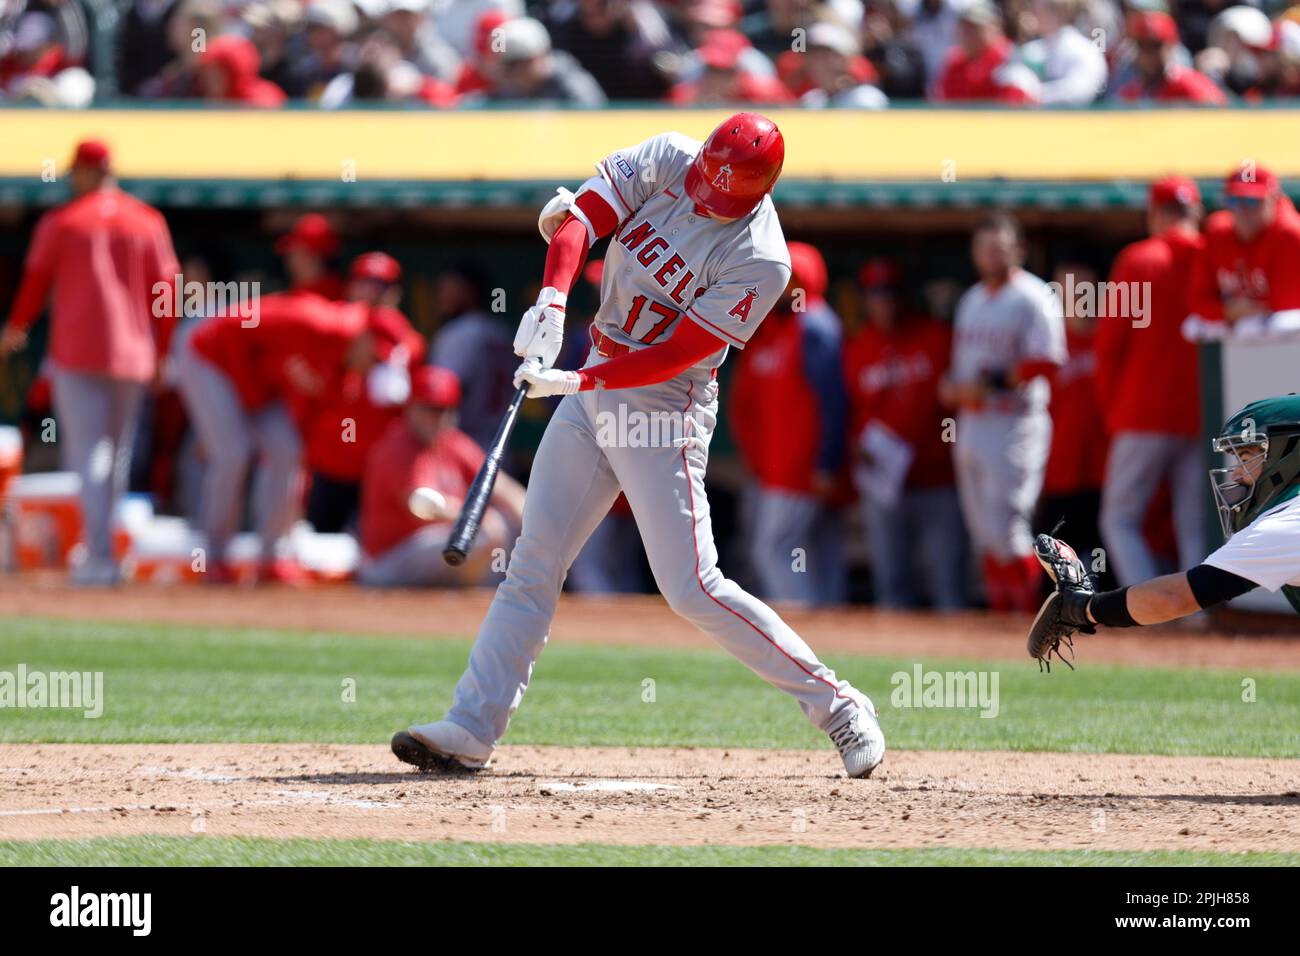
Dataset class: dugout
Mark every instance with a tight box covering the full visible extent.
[2,105,1298,607]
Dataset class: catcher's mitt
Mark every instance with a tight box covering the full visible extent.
[1027,533,1096,671]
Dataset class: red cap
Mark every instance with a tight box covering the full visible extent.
[1224,165,1279,200]
[351,252,402,284]
[71,139,111,171]
[858,257,903,291]
[409,366,461,408]
[697,29,748,71]
[684,112,785,219]
[1128,11,1179,45]
[276,213,340,257]
[474,9,510,57]
[1148,175,1200,209]
[786,242,828,299]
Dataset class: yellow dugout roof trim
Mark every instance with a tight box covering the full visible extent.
[3,108,1300,182]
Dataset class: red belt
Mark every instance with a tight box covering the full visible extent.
[590,325,633,358]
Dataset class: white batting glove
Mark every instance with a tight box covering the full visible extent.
[513,358,581,398]
[512,286,567,369]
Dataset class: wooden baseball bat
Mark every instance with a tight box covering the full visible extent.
[443,381,529,566]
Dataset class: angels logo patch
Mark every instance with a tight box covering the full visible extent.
[712,164,733,192]
[728,286,760,322]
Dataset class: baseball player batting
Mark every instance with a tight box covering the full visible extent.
[391,113,885,779]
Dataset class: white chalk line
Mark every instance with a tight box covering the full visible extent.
[538,779,683,793]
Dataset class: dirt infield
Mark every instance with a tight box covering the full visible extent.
[2,743,1298,852]
[6,581,1300,855]
[5,576,1300,669]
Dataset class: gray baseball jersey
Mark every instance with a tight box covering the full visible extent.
[429,131,876,755]
[587,132,792,367]
[950,269,1066,413]
[950,269,1065,563]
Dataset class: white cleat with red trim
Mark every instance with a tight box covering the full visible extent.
[828,699,885,779]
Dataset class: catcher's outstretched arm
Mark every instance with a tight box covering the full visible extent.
[1087,565,1256,628]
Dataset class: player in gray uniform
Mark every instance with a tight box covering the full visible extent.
[942,214,1066,612]
[392,113,885,779]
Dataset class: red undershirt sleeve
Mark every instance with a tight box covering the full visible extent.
[540,191,620,296]
[577,318,728,391]
[1015,358,1060,386]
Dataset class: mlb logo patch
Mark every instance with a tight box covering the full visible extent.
[614,156,636,180]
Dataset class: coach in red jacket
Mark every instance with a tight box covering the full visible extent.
[730,242,848,606]
[1,140,179,585]
[1185,166,1300,341]
[843,258,966,610]
[1097,176,1206,585]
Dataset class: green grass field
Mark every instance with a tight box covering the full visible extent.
[1,617,1296,756]
[2,615,1297,867]
[2,836,1296,867]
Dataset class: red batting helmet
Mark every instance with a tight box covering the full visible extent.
[684,112,785,220]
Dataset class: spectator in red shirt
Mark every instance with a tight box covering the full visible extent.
[1186,165,1300,341]
[934,0,1024,103]
[454,9,510,96]
[1039,259,1111,589]
[175,291,400,583]
[1118,12,1227,105]
[1097,176,1207,587]
[1,140,179,585]
[730,242,848,605]
[304,253,425,534]
[194,34,287,108]
[358,366,526,587]
[276,213,346,300]
[669,29,792,105]
[843,258,966,610]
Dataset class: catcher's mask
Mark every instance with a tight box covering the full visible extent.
[1210,395,1300,537]
[1209,436,1268,537]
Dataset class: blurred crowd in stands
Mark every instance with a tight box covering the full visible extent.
[8,140,1295,604]
[3,0,1300,108]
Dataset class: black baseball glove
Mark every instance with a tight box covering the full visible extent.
[1027,533,1095,671]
